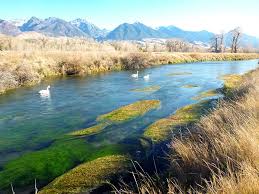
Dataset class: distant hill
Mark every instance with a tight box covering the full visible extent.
[0,20,21,36]
[106,22,162,40]
[157,25,214,43]
[8,19,27,27]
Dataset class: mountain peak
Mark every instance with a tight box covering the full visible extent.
[45,17,64,23]
[70,18,108,38]
[71,18,91,25]
[20,17,42,31]
[106,22,160,40]
[27,16,42,23]
[133,21,143,25]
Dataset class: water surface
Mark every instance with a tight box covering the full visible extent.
[0,60,258,166]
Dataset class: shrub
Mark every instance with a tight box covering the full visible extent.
[0,71,18,93]
[121,53,150,70]
[14,63,41,85]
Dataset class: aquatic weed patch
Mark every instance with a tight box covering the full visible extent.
[182,84,199,88]
[69,100,161,137]
[69,123,108,136]
[131,85,161,92]
[144,100,213,142]
[97,100,161,124]
[192,89,219,100]
[0,139,90,190]
[0,139,125,190]
[39,155,130,194]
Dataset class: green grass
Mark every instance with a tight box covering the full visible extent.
[182,84,199,88]
[144,100,213,142]
[69,123,108,136]
[0,139,125,190]
[131,85,161,92]
[192,89,219,100]
[39,155,129,194]
[97,100,161,124]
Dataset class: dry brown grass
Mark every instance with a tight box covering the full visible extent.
[167,69,259,193]
[1,50,258,94]
[0,34,259,94]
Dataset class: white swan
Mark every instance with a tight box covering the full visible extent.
[39,85,50,96]
[143,74,150,80]
[131,71,139,78]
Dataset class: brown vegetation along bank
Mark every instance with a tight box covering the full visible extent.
[118,68,259,193]
[1,50,259,94]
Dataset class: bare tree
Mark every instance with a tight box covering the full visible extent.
[40,38,48,50]
[211,32,224,53]
[219,32,225,53]
[231,27,242,53]
[211,35,220,53]
[166,39,189,52]
[0,41,3,51]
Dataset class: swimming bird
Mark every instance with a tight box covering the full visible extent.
[39,85,50,96]
[131,71,139,78]
[143,74,150,80]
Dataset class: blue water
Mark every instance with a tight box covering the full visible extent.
[0,60,258,165]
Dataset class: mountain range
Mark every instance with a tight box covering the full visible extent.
[0,17,259,48]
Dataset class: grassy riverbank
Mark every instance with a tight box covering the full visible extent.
[1,50,258,94]
[121,69,259,193]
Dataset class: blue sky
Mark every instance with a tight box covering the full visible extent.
[1,0,258,36]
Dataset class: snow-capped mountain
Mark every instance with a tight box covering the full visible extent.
[0,17,258,48]
[70,18,108,38]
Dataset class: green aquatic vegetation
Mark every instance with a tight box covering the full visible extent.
[0,139,90,190]
[0,139,125,190]
[182,84,199,88]
[97,100,161,124]
[131,85,161,92]
[220,74,242,94]
[69,123,108,136]
[69,100,161,137]
[192,89,219,100]
[39,155,129,194]
[144,100,212,142]
[0,113,86,155]
[167,72,192,76]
